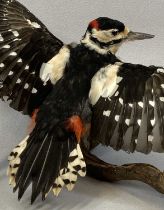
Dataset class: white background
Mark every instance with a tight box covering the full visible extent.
[0,0,164,209]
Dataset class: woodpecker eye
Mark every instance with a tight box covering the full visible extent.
[112,31,118,36]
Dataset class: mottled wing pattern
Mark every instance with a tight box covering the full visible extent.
[90,63,164,154]
[0,0,63,115]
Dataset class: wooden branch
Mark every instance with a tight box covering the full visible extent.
[83,149,164,194]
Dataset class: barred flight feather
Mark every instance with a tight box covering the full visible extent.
[0,0,63,115]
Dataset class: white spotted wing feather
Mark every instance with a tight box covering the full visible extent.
[0,0,63,115]
[90,63,164,154]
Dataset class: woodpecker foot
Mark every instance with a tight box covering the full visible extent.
[82,146,164,194]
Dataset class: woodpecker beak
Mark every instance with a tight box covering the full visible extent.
[127,31,155,41]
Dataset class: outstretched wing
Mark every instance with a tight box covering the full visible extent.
[90,62,164,154]
[0,0,63,115]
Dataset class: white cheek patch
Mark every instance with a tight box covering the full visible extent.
[40,46,70,85]
[81,28,128,55]
[92,29,120,43]
[89,63,122,105]
[92,28,114,43]
[92,27,129,43]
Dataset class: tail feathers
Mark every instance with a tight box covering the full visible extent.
[52,144,86,196]
[7,134,86,203]
[7,135,29,187]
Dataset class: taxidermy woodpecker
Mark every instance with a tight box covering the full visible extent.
[0,0,164,204]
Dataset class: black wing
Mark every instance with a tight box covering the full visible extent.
[0,0,63,115]
[90,63,164,154]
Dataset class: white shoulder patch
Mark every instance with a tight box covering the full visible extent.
[40,46,70,85]
[40,63,54,85]
[89,63,122,105]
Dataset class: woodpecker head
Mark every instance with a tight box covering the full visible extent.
[81,17,154,54]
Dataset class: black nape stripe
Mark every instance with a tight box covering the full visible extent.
[90,36,122,48]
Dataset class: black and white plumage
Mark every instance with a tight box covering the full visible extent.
[0,0,164,204]
[90,63,164,153]
[0,0,63,114]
